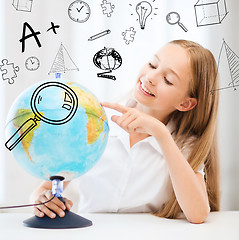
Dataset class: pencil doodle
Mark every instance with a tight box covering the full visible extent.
[88,30,111,41]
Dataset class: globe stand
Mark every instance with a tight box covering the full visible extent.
[23,176,93,229]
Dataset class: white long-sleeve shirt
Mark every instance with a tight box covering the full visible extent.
[77,108,204,213]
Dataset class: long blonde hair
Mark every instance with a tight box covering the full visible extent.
[154,40,220,218]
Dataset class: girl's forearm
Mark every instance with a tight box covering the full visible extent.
[154,127,210,223]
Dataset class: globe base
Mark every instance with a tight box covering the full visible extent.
[23,210,92,229]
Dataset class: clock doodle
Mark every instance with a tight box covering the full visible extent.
[68,1,91,23]
[25,56,40,71]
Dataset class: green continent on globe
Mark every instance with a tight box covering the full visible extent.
[70,85,107,144]
[12,109,43,162]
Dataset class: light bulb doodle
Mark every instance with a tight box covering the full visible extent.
[136,1,152,30]
[5,81,78,151]
[166,12,188,32]
[93,47,122,81]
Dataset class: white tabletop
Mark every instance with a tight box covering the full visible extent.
[0,211,238,240]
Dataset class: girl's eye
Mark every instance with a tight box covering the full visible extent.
[148,62,156,69]
[164,77,173,85]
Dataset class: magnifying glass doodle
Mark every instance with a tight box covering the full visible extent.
[166,12,188,32]
[5,81,78,151]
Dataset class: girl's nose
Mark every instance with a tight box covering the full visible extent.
[146,74,155,85]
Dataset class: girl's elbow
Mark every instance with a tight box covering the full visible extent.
[187,205,210,224]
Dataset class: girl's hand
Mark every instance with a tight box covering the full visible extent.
[101,102,166,137]
[33,190,73,218]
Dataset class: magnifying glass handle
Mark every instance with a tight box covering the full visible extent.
[5,118,38,151]
[178,22,188,32]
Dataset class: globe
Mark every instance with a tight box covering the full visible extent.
[5,79,109,181]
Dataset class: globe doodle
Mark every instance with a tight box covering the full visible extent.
[93,47,122,71]
[5,79,109,181]
[93,47,122,80]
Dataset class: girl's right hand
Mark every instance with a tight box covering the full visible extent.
[33,190,73,218]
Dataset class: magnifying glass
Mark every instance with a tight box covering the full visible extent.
[166,12,188,32]
[5,81,78,151]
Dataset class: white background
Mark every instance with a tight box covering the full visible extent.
[0,0,238,212]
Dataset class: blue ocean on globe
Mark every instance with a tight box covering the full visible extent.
[5,79,109,181]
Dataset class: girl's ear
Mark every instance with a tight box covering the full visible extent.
[176,97,197,112]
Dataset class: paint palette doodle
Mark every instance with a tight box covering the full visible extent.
[122,27,136,45]
[0,59,19,84]
[101,0,115,17]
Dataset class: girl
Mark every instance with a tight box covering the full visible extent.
[31,40,220,224]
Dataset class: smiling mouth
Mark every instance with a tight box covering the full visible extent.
[139,80,155,96]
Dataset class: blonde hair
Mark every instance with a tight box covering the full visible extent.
[154,40,220,218]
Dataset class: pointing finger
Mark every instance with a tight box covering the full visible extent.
[101,102,128,114]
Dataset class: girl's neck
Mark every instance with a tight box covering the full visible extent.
[135,102,170,125]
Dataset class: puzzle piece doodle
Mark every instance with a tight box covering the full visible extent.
[122,27,136,45]
[0,59,19,84]
[101,0,115,17]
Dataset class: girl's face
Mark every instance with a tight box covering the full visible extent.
[133,43,197,122]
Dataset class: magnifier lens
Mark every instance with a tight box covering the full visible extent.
[167,13,180,24]
[34,86,74,123]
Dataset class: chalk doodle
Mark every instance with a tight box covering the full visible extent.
[25,56,40,71]
[19,22,42,53]
[101,0,115,17]
[166,12,188,32]
[47,22,60,34]
[0,59,19,84]
[122,27,136,45]
[211,39,239,93]
[12,0,33,12]
[88,29,111,41]
[68,0,91,23]
[129,0,158,30]
[48,43,79,75]
[93,47,122,80]
[194,0,228,27]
